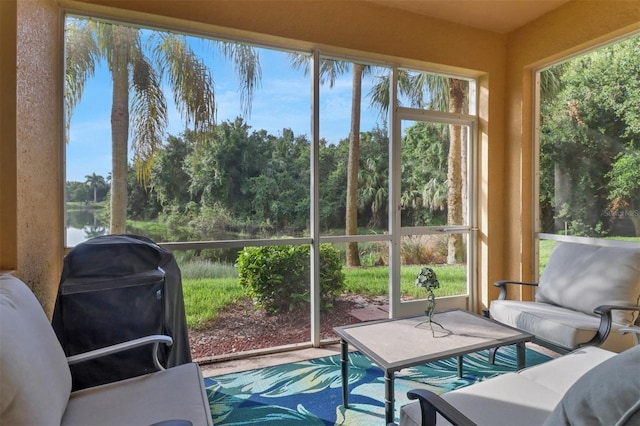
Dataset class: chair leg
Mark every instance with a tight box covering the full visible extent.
[488,347,498,364]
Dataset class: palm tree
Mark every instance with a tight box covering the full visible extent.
[446,79,467,263]
[65,18,260,233]
[345,63,365,266]
[359,155,388,228]
[84,172,106,203]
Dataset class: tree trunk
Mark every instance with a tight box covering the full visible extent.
[109,29,130,234]
[447,79,465,264]
[346,63,364,267]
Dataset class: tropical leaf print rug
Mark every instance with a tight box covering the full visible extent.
[205,346,550,425]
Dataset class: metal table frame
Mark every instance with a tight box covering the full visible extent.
[333,309,533,424]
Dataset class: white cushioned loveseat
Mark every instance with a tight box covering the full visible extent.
[0,274,213,426]
[490,241,640,352]
[399,344,640,426]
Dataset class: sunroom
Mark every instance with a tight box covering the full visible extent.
[1,0,639,424]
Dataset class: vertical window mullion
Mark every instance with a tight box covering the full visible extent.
[310,49,321,347]
[389,66,402,318]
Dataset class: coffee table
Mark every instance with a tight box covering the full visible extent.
[333,309,534,424]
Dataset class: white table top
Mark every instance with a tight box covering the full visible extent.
[334,309,533,371]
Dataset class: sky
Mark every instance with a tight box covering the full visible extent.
[66,28,386,183]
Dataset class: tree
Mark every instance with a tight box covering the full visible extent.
[127,166,161,221]
[84,173,106,203]
[319,139,348,231]
[150,132,195,210]
[539,35,640,236]
[66,181,91,203]
[65,18,260,233]
[358,127,390,229]
[186,118,270,218]
[400,122,448,225]
[345,63,366,266]
[608,146,640,235]
[246,128,310,231]
[446,79,467,263]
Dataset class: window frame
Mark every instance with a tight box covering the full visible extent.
[62,11,480,349]
[533,32,640,280]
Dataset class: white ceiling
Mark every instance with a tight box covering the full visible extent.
[363,0,572,34]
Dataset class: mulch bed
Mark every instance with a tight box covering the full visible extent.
[188,295,385,361]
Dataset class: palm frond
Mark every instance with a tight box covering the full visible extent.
[94,22,138,73]
[369,69,442,115]
[540,64,566,99]
[319,59,350,88]
[288,52,310,74]
[130,51,168,185]
[422,177,447,211]
[155,34,216,139]
[219,41,262,117]
[369,75,390,115]
[407,72,449,110]
[64,18,100,140]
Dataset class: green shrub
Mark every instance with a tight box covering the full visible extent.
[236,244,345,313]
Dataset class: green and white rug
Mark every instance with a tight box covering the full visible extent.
[205,346,550,425]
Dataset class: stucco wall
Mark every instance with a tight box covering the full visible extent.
[15,0,63,316]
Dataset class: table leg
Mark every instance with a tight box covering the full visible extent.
[516,342,526,370]
[385,370,395,424]
[341,339,349,408]
[457,355,463,376]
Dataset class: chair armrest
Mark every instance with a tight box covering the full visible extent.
[493,280,538,300]
[583,305,640,347]
[407,389,477,426]
[619,326,640,345]
[66,335,173,371]
[148,421,192,426]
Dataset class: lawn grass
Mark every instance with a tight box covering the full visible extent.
[344,265,466,298]
[538,239,556,276]
[182,263,466,328]
[181,236,639,328]
[182,277,245,329]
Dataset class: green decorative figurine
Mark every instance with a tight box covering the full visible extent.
[415,267,444,335]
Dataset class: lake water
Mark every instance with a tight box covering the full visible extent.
[66,208,108,246]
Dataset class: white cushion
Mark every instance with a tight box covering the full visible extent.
[517,346,615,394]
[490,300,598,349]
[0,275,73,425]
[401,373,562,426]
[400,346,620,426]
[535,242,640,324]
[490,300,637,351]
[399,346,619,426]
[62,362,212,426]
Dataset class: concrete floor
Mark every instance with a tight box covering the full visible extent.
[199,341,560,378]
[199,343,345,377]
